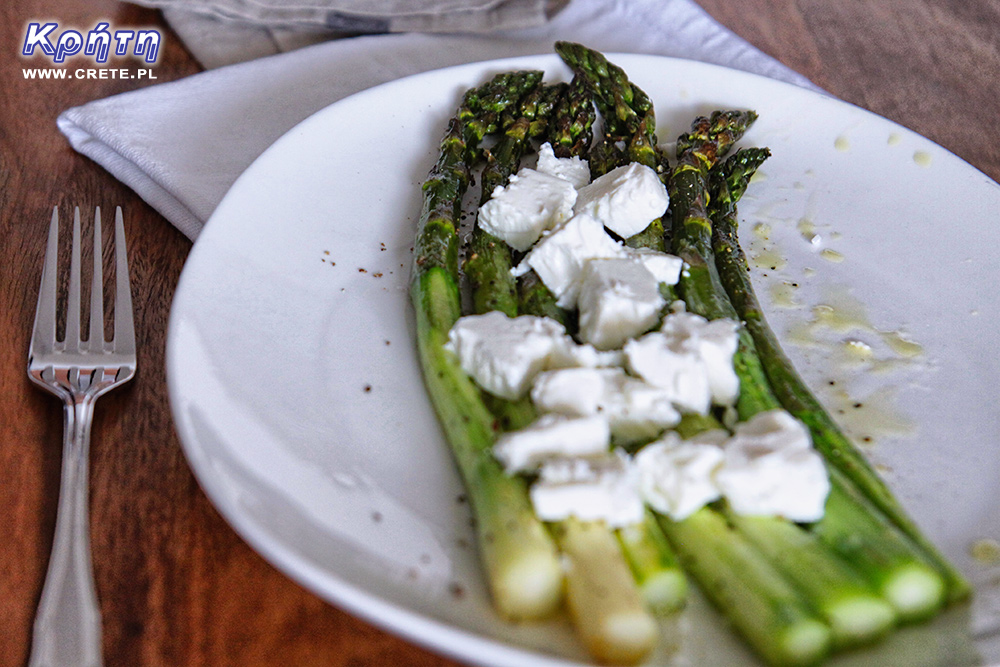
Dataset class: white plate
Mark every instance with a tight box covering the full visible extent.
[167,54,1000,666]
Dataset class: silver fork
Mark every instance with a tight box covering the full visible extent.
[27,206,136,667]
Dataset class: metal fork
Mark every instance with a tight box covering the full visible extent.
[27,206,136,667]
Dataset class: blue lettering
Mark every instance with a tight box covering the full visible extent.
[133,30,160,63]
[114,30,135,56]
[84,22,111,63]
[22,22,58,56]
[53,30,83,63]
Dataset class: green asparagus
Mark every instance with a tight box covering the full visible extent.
[709,149,971,602]
[410,71,564,620]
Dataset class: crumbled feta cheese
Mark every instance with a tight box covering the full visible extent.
[477,168,577,251]
[445,312,568,400]
[623,332,712,415]
[624,247,684,286]
[535,142,591,189]
[531,367,680,443]
[493,414,611,474]
[446,312,622,400]
[661,313,740,406]
[577,258,666,350]
[530,449,644,527]
[635,430,727,520]
[624,312,740,413]
[512,213,626,308]
[574,162,669,238]
[715,409,830,522]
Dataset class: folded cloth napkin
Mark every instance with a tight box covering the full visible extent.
[146,0,570,67]
[58,0,820,241]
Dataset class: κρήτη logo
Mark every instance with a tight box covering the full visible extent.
[22,22,161,64]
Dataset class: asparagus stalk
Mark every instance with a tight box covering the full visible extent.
[410,71,564,621]
[686,143,944,620]
[554,518,660,665]
[617,510,688,614]
[466,83,565,317]
[555,41,667,251]
[660,116,941,651]
[709,150,971,602]
[658,508,833,666]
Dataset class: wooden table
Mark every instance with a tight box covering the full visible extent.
[1,1,997,665]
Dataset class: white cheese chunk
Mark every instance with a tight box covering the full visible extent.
[512,213,626,308]
[446,312,622,400]
[477,168,577,251]
[535,142,591,189]
[624,312,741,413]
[624,247,684,286]
[661,313,740,406]
[577,258,666,350]
[574,162,669,238]
[531,367,680,443]
[715,409,830,522]
[530,449,644,527]
[635,430,727,520]
[623,331,712,415]
[493,414,611,474]
[445,312,568,400]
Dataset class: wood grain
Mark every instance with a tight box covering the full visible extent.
[1,1,998,665]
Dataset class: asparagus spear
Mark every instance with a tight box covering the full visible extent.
[555,41,667,251]
[656,116,935,654]
[680,138,944,621]
[410,70,564,621]
[709,150,971,603]
[465,82,564,317]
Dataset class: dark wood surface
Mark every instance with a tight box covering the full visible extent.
[1,1,997,665]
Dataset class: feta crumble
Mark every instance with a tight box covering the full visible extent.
[577,258,666,350]
[477,168,577,251]
[512,213,626,308]
[530,449,645,527]
[535,142,591,189]
[624,312,740,413]
[493,414,611,474]
[624,247,684,286]
[531,367,680,443]
[635,430,728,520]
[445,312,619,400]
[715,409,830,522]
[574,162,669,238]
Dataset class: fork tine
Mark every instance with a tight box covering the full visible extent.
[89,207,104,352]
[29,208,60,359]
[112,207,136,355]
[65,207,82,352]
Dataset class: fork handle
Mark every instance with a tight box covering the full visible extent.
[29,397,103,667]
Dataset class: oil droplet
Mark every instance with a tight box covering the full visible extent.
[820,249,845,263]
[971,539,1000,564]
[881,331,923,358]
[753,222,772,240]
[769,282,800,308]
[797,218,821,246]
[887,133,903,147]
[913,151,933,167]
[751,248,787,271]
[843,339,874,362]
[835,135,851,152]
[824,387,915,443]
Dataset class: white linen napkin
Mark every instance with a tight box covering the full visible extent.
[57,0,820,241]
